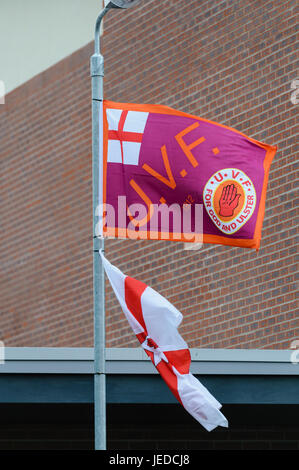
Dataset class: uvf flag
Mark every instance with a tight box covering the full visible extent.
[100,251,228,431]
[100,101,277,250]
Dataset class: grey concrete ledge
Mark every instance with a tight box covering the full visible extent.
[0,347,297,375]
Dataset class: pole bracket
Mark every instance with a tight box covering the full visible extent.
[90,53,104,77]
[93,236,103,251]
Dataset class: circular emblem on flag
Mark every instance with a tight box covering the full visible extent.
[203,168,256,234]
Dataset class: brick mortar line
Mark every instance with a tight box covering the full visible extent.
[107,223,297,266]
[198,312,298,331]
[103,0,235,47]
[137,252,298,296]
[140,40,297,98]
[187,293,297,320]
[104,0,292,72]
[198,318,299,345]
[1,90,90,130]
[173,64,297,108]
[190,88,295,126]
[106,28,297,95]
[104,0,236,36]
[107,244,297,292]
[0,111,91,153]
[138,63,297,113]
[216,106,298,135]
[193,296,298,321]
[0,302,93,332]
[105,252,296,292]
[163,271,298,304]
[188,92,297,127]
[0,122,91,162]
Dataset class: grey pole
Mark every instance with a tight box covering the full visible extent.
[91,4,111,451]
[91,0,142,451]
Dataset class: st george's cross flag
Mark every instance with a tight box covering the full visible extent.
[100,251,228,431]
[100,101,277,250]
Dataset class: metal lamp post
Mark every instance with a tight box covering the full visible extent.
[91,0,142,451]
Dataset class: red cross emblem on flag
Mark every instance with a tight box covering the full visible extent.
[100,251,229,432]
[107,108,149,165]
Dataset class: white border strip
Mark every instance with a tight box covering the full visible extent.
[0,348,296,376]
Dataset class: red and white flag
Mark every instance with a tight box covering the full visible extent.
[100,251,228,431]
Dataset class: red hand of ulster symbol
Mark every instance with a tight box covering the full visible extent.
[219,184,241,217]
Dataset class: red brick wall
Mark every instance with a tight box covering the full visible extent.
[0,0,298,347]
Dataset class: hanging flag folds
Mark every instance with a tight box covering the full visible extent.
[100,101,277,250]
[100,251,228,431]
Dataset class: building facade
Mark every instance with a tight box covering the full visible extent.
[0,0,298,450]
[1,0,297,348]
